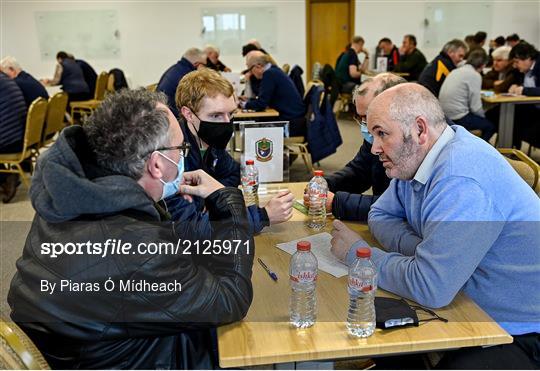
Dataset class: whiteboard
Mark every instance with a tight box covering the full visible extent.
[424,3,492,49]
[35,10,121,60]
[201,7,277,56]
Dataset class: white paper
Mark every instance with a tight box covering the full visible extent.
[276,232,349,278]
[244,127,284,182]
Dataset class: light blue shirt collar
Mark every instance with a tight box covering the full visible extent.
[413,125,455,185]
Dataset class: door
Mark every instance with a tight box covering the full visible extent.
[306,0,354,80]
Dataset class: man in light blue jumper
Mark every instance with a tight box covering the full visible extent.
[330,83,540,368]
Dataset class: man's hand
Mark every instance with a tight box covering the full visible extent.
[330,219,362,262]
[303,186,334,213]
[509,84,524,95]
[179,170,224,201]
[264,190,294,224]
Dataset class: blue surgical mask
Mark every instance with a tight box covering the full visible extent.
[360,123,374,144]
[158,152,185,200]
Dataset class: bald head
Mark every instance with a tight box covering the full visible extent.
[369,83,446,134]
[353,72,407,121]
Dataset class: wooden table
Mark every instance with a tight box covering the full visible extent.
[217,183,512,368]
[482,94,540,147]
[234,108,280,120]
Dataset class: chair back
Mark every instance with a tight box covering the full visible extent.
[282,63,290,74]
[0,319,50,369]
[42,92,68,144]
[498,148,540,193]
[93,72,109,100]
[146,83,157,92]
[106,73,115,93]
[24,98,48,155]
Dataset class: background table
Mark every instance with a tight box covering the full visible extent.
[482,94,540,148]
[217,183,512,368]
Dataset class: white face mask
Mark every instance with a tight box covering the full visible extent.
[157,152,185,200]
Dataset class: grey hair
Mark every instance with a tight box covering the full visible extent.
[0,56,22,71]
[442,39,468,54]
[467,49,488,69]
[492,45,511,60]
[352,73,407,104]
[183,47,206,64]
[84,89,171,179]
[204,44,220,54]
[387,85,447,133]
[247,52,269,68]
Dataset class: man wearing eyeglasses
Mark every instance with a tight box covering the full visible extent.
[304,73,406,222]
[166,68,294,239]
[9,89,254,369]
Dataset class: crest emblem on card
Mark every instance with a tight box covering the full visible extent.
[255,138,273,162]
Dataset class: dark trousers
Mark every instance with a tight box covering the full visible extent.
[436,333,540,369]
[454,112,496,142]
[340,81,357,94]
[514,105,540,148]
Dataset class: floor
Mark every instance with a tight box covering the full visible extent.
[1,117,539,318]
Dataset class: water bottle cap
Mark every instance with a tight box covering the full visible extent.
[356,247,371,258]
[314,170,324,176]
[246,159,254,165]
[297,241,311,251]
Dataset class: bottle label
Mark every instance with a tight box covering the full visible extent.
[349,277,373,292]
[290,271,317,283]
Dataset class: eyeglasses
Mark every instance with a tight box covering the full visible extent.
[353,113,367,128]
[145,142,191,158]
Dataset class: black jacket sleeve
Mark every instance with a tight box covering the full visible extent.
[325,142,375,194]
[332,191,380,222]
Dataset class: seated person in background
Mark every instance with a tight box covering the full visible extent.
[393,34,427,81]
[464,34,475,50]
[8,88,254,369]
[240,52,306,136]
[41,51,90,103]
[508,42,540,149]
[304,73,406,222]
[377,38,400,71]
[487,35,506,66]
[0,72,27,203]
[418,39,468,97]
[204,44,231,72]
[506,33,521,48]
[241,39,278,65]
[335,35,370,93]
[156,47,207,118]
[439,49,496,142]
[0,56,49,107]
[167,68,294,239]
[466,31,487,57]
[330,83,540,369]
[335,43,351,69]
[482,45,523,93]
[70,54,98,95]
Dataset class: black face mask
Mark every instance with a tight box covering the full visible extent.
[197,120,234,150]
[375,297,448,329]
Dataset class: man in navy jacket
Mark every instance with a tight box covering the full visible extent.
[166,68,294,239]
[0,56,49,107]
[157,48,207,118]
[242,52,306,136]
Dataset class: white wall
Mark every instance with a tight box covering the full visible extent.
[356,0,540,62]
[2,1,538,88]
[0,1,306,88]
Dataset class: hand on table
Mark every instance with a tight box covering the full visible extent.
[508,85,524,95]
[330,219,363,262]
[303,185,334,213]
[264,190,294,224]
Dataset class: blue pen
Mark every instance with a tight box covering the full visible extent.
[258,258,278,281]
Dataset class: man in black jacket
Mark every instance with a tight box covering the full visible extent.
[8,89,254,369]
[305,73,406,221]
[418,39,468,97]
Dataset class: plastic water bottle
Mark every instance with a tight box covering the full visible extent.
[289,241,318,329]
[347,247,377,337]
[241,160,259,207]
[307,170,328,230]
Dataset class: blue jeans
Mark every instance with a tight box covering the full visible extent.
[454,113,496,142]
